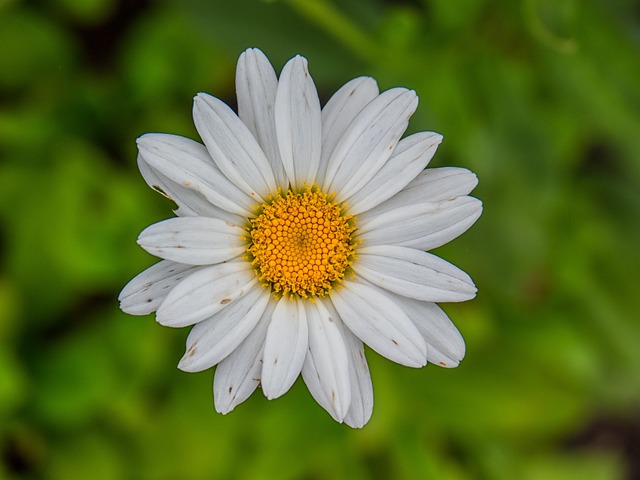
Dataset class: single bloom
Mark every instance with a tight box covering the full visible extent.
[119,48,482,428]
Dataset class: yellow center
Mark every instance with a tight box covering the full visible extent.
[247,186,356,298]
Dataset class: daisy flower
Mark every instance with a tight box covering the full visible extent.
[119,48,482,428]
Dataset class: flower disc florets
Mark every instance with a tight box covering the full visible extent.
[248,185,356,298]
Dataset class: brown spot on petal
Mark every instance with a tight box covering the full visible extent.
[186,345,197,357]
[228,386,233,393]
[220,298,232,305]
[392,339,398,345]
[439,361,447,366]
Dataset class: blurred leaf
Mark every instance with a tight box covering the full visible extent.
[0,349,27,420]
[522,451,624,480]
[178,0,365,85]
[45,0,116,25]
[45,433,125,480]
[0,9,76,90]
[120,7,233,104]
[424,0,489,32]
[31,322,119,429]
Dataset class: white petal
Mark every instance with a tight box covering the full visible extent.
[274,55,322,190]
[393,297,466,367]
[373,167,479,216]
[137,154,244,224]
[406,167,478,202]
[358,196,483,251]
[214,297,276,414]
[178,284,270,372]
[353,245,477,302]
[193,93,277,201]
[236,48,288,187]
[137,217,246,265]
[330,280,427,367]
[261,296,309,399]
[301,298,351,422]
[156,261,256,327]
[323,88,418,201]
[342,330,373,428]
[137,134,255,217]
[321,300,374,428]
[345,132,442,216]
[425,346,461,369]
[318,77,379,183]
[118,260,196,315]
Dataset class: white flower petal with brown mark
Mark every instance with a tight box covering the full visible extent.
[331,280,427,367]
[137,154,244,224]
[118,260,197,316]
[394,296,466,368]
[353,245,477,303]
[322,300,374,428]
[358,196,483,252]
[137,134,255,217]
[274,55,322,190]
[401,167,478,203]
[345,132,442,216]
[301,298,351,422]
[156,261,256,328]
[193,93,277,200]
[372,167,479,216]
[319,76,379,182]
[137,217,246,265]
[214,298,276,414]
[323,88,418,201]
[236,48,288,187]
[342,331,374,428]
[178,285,269,372]
[262,296,309,399]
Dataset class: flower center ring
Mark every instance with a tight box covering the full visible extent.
[248,185,356,298]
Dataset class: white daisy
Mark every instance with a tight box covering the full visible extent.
[119,48,482,428]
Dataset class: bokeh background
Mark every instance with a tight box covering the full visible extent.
[2,0,640,478]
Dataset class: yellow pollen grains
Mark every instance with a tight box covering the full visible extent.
[247,186,357,298]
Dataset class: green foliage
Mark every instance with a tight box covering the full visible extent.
[1,0,639,478]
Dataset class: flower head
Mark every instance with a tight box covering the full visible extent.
[119,48,482,427]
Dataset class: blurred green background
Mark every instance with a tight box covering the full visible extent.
[1,0,640,478]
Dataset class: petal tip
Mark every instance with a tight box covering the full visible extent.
[214,399,235,415]
[136,134,152,149]
[176,357,190,372]
[241,47,266,61]
[286,54,309,72]
[177,346,202,372]
[193,92,213,106]
[435,360,460,369]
